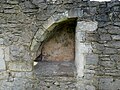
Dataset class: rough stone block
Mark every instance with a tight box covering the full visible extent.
[32,0,46,6]
[110,55,120,61]
[68,8,83,17]
[76,43,92,54]
[103,48,117,54]
[0,47,6,71]
[0,38,4,45]
[99,78,120,90]
[85,54,98,65]
[4,47,10,61]
[99,77,113,90]
[10,45,24,58]
[75,53,84,77]
[76,31,86,42]
[100,61,115,67]
[84,73,94,80]
[107,26,120,34]
[84,69,96,74]
[114,22,120,26]
[43,16,55,30]
[6,0,18,4]
[24,1,36,9]
[30,39,41,52]
[100,34,111,41]
[107,41,120,48]
[76,21,98,32]
[92,42,105,51]
[98,28,108,34]
[85,33,99,42]
[8,61,32,71]
[11,72,33,78]
[34,28,44,40]
[4,9,18,14]
[0,71,9,80]
[86,85,95,90]
[112,35,120,40]
[111,79,120,90]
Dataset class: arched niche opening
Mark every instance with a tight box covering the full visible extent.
[33,18,77,77]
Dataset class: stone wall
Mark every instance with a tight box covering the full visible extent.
[0,0,120,90]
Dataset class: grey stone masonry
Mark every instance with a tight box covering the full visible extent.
[0,0,120,90]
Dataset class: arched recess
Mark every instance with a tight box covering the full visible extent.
[30,13,78,61]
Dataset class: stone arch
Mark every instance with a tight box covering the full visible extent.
[30,13,77,60]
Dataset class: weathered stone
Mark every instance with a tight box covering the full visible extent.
[30,39,41,52]
[89,7,97,15]
[0,47,6,71]
[6,0,18,4]
[107,41,120,48]
[69,8,83,17]
[110,55,120,62]
[114,22,120,26]
[103,48,117,54]
[107,26,120,34]
[76,31,86,42]
[11,72,33,78]
[98,22,109,28]
[24,1,36,9]
[100,57,110,61]
[97,28,108,34]
[32,0,46,5]
[99,78,120,90]
[10,45,21,58]
[22,9,38,13]
[34,29,45,40]
[84,73,94,80]
[92,42,105,51]
[84,69,96,74]
[0,0,120,90]
[8,61,32,71]
[111,35,120,40]
[76,43,92,54]
[111,79,120,90]
[23,51,31,61]
[0,38,4,45]
[4,9,19,14]
[86,85,95,90]
[43,16,56,30]
[0,71,9,80]
[76,21,98,32]
[0,17,6,24]
[100,61,115,67]
[64,0,74,3]
[99,77,113,90]
[100,34,111,41]
[85,54,98,65]
[86,33,99,42]
[4,47,10,61]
